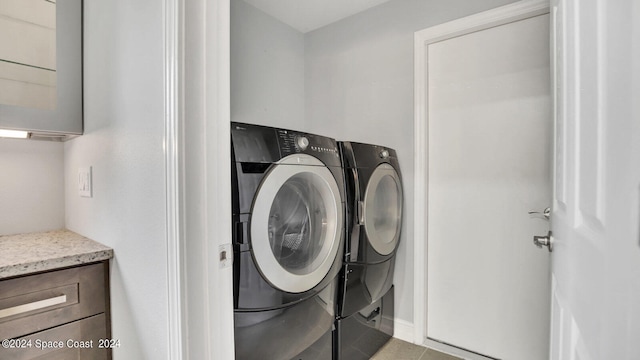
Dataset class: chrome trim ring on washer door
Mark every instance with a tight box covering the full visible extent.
[251,154,343,293]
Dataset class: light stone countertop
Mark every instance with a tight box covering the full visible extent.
[0,229,113,279]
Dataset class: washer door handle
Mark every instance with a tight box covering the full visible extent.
[357,200,365,225]
[234,221,247,244]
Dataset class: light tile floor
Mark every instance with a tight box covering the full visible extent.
[371,338,461,360]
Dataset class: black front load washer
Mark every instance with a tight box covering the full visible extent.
[231,122,345,360]
[334,141,404,359]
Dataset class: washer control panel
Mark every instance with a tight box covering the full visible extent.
[232,122,341,166]
[276,129,340,165]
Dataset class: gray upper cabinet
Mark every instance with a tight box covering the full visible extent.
[0,0,83,140]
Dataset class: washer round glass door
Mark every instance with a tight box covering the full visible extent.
[251,154,343,293]
[363,163,403,255]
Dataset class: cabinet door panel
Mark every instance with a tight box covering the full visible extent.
[0,263,106,339]
[1,313,108,360]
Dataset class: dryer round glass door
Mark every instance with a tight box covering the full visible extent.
[251,154,343,293]
[363,163,403,255]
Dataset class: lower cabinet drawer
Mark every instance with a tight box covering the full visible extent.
[1,313,109,360]
[0,263,107,340]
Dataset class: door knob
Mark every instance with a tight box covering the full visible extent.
[533,230,553,252]
[528,207,551,220]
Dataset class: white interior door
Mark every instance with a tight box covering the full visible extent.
[549,0,640,359]
[425,10,552,360]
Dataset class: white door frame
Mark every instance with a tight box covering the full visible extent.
[412,0,550,348]
[163,0,184,357]
[165,0,235,358]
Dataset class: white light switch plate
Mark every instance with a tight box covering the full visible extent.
[78,167,92,197]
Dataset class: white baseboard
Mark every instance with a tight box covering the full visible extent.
[393,318,415,343]
[424,339,495,360]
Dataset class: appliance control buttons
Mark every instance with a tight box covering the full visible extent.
[310,145,338,154]
[380,149,390,159]
[296,136,310,150]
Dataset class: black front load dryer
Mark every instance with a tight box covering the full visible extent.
[231,122,345,360]
[335,141,404,359]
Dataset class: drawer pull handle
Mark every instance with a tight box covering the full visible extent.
[0,295,67,319]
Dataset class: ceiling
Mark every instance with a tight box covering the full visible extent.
[242,0,395,33]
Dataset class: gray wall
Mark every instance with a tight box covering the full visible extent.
[64,0,168,358]
[0,139,64,235]
[231,0,306,129]
[304,0,518,325]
